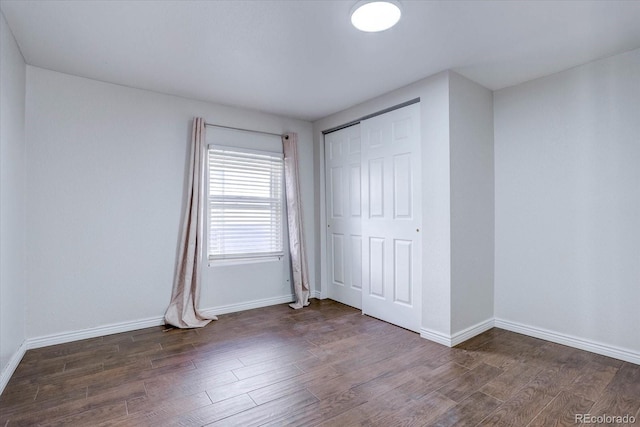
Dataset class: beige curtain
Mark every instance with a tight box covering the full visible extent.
[283,133,310,309]
[164,117,217,328]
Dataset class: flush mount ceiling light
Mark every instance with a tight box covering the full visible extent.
[351,0,402,32]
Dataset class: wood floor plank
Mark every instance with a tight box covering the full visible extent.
[4,381,146,426]
[248,364,342,406]
[297,364,437,427]
[124,390,212,421]
[0,382,38,408]
[131,327,199,344]
[529,341,593,370]
[480,362,541,402]
[375,391,458,427]
[153,394,255,427]
[315,387,412,427]
[9,358,64,381]
[143,369,238,401]
[394,362,470,401]
[312,345,391,376]
[1,299,636,427]
[205,389,318,427]
[478,384,556,426]
[318,362,467,426]
[87,359,197,397]
[233,351,316,380]
[425,347,485,370]
[444,330,539,368]
[189,336,291,368]
[261,388,368,427]
[567,360,619,402]
[39,401,127,427]
[151,352,243,372]
[25,339,116,360]
[436,363,503,403]
[526,360,584,397]
[527,390,594,427]
[605,362,640,398]
[306,343,432,401]
[588,390,640,424]
[349,363,433,401]
[584,352,625,369]
[475,335,544,370]
[426,391,502,427]
[237,344,315,366]
[205,364,304,404]
[32,382,88,404]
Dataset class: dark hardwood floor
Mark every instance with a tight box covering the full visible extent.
[1,299,639,426]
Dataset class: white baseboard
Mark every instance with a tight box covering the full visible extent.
[199,294,295,317]
[420,318,495,347]
[451,318,496,346]
[27,315,165,350]
[311,290,323,299]
[494,318,640,366]
[420,327,453,347]
[421,317,640,364]
[0,340,27,395]
[27,295,295,352]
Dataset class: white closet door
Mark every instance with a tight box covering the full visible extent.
[361,103,422,332]
[325,124,363,309]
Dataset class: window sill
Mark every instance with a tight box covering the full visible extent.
[208,255,284,267]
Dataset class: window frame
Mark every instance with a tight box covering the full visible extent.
[206,144,286,265]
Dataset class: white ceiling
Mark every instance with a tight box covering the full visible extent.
[2,0,640,121]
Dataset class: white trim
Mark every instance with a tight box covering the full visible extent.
[312,290,323,299]
[199,294,295,317]
[27,316,165,350]
[209,144,283,158]
[420,318,495,347]
[420,327,453,347]
[0,340,27,395]
[208,255,283,267]
[451,318,495,346]
[25,296,296,351]
[494,318,640,366]
[318,130,329,305]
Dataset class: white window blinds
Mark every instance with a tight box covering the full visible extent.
[208,146,284,261]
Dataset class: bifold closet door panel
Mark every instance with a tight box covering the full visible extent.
[361,103,422,333]
[324,124,363,309]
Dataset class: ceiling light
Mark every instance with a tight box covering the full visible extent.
[351,1,402,33]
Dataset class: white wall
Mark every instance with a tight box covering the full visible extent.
[449,72,495,334]
[495,48,640,355]
[0,10,27,388]
[313,72,454,337]
[25,66,314,339]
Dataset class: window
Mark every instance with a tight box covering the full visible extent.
[207,146,284,262]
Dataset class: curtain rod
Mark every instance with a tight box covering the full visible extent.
[204,122,285,138]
